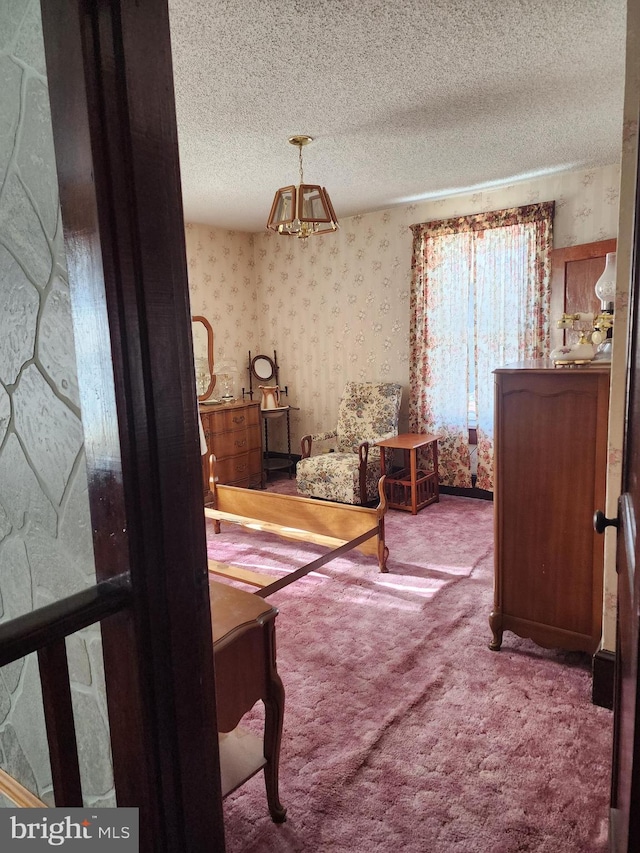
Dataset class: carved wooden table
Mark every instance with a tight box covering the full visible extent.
[209,579,286,822]
[376,433,440,514]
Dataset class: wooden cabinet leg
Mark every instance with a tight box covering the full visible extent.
[489,609,503,651]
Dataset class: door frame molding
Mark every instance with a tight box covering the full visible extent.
[39,1,225,849]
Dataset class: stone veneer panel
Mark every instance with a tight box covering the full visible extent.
[0,173,52,286]
[0,539,33,621]
[17,77,59,239]
[0,244,39,385]
[38,272,81,408]
[0,56,21,183]
[0,385,9,447]
[0,0,114,805]
[14,364,84,504]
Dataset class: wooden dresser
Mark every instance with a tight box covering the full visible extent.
[199,400,263,497]
[490,360,609,654]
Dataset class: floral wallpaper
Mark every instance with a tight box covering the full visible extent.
[0,0,113,805]
[186,162,621,456]
[185,223,257,398]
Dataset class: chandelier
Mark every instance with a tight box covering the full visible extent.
[266,135,339,238]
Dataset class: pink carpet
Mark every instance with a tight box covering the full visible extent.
[207,478,612,853]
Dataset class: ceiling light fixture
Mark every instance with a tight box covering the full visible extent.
[266,135,339,238]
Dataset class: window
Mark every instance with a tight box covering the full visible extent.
[409,202,554,490]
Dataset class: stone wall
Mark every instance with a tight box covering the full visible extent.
[0,0,113,805]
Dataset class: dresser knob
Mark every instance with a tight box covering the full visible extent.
[594,510,619,534]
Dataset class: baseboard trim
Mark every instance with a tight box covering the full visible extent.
[264,452,301,463]
[440,485,493,502]
[592,649,615,709]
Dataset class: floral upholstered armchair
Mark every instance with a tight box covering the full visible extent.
[296,381,402,505]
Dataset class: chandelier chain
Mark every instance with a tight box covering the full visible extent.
[298,144,304,184]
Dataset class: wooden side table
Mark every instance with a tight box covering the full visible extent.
[376,433,440,514]
[262,405,300,480]
[209,579,286,822]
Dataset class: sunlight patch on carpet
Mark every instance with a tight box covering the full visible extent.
[340,578,450,611]
[373,579,449,597]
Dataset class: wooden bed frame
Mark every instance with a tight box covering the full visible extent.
[204,477,388,597]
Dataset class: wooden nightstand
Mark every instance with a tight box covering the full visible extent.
[209,579,286,822]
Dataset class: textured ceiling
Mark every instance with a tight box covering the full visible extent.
[168,0,626,232]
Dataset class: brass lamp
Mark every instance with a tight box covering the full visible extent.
[266,135,339,238]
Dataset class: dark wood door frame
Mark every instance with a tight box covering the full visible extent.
[38,0,225,849]
[609,115,640,848]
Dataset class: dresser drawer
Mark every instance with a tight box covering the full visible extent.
[209,406,260,436]
[214,449,262,484]
[213,425,261,459]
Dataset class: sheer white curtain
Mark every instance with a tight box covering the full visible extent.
[410,203,554,491]
[409,230,474,487]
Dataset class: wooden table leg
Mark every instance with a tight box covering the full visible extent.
[263,620,286,822]
[432,438,440,502]
[409,448,418,514]
[380,447,388,477]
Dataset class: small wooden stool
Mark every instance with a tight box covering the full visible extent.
[376,433,440,514]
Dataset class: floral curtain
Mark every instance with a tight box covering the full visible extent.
[409,202,554,491]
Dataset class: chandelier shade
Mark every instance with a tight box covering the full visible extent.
[266,136,339,238]
[594,251,616,310]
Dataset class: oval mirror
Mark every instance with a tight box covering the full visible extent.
[192,315,216,400]
[251,355,275,382]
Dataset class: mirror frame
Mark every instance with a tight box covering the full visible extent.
[251,354,275,382]
[192,315,216,400]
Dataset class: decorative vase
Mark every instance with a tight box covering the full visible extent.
[259,385,280,410]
